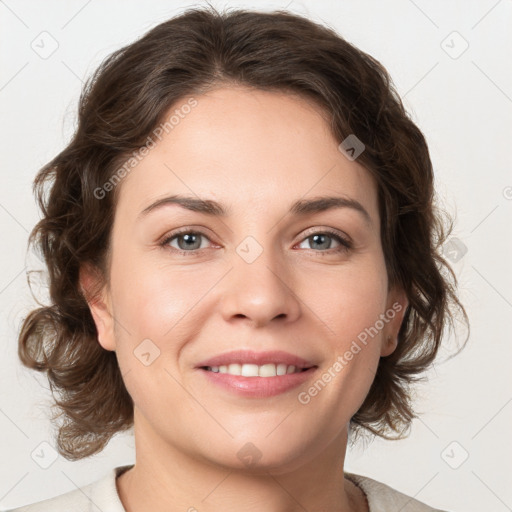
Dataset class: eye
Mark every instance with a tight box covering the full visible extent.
[296,229,352,254]
[161,229,213,255]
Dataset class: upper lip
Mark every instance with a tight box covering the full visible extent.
[195,350,317,369]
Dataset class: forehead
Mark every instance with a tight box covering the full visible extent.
[115,86,378,224]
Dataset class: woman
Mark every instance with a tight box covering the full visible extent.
[12,6,467,512]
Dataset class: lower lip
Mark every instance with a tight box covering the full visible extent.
[197,367,317,398]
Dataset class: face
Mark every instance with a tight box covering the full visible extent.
[83,86,407,474]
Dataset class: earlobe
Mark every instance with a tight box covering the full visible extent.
[79,263,116,352]
[381,287,409,357]
[381,335,398,357]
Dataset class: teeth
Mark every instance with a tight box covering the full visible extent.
[242,364,259,377]
[276,363,288,375]
[207,363,305,377]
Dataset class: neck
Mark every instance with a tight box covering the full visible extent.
[116,407,367,512]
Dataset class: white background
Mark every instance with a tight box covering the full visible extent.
[0,1,511,511]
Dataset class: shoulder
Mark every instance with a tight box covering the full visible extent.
[345,472,450,512]
[4,465,133,512]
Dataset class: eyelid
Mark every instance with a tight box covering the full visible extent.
[159,225,215,243]
[300,226,352,245]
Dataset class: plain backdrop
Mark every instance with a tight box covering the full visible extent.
[0,1,511,511]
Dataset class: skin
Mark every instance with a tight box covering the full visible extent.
[81,85,408,512]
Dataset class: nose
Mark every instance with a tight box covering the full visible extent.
[219,246,302,328]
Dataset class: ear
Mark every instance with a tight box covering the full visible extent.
[380,285,409,357]
[79,263,116,351]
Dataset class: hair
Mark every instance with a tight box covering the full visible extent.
[18,6,468,460]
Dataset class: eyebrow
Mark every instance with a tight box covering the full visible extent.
[138,194,372,225]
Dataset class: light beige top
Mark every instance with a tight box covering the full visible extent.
[5,464,449,512]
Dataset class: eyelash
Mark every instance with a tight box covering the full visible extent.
[159,228,352,256]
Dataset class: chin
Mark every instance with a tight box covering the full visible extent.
[198,436,317,475]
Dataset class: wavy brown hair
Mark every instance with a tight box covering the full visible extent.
[18,6,468,460]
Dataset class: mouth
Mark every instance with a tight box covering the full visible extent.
[195,349,319,398]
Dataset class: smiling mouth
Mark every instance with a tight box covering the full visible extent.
[200,363,314,377]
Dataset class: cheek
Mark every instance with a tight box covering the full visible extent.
[295,261,388,415]
[307,256,389,345]
[109,244,206,339]
[107,258,201,417]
